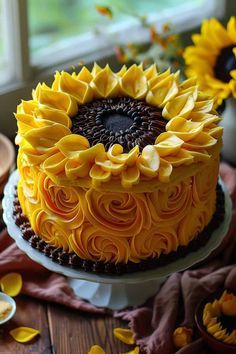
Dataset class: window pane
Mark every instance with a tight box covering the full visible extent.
[0,0,8,77]
[28,0,204,63]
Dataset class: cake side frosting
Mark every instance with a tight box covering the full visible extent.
[15,63,223,265]
[17,151,219,264]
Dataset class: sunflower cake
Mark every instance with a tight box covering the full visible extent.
[14,63,224,273]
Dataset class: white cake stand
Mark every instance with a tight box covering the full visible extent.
[2,171,232,310]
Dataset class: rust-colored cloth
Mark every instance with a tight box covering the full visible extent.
[0,163,236,354]
[0,229,108,314]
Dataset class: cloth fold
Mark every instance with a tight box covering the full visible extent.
[0,162,236,354]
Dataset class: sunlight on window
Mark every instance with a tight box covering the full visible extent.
[28,0,204,62]
[0,0,7,75]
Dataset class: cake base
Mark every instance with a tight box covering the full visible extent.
[3,171,232,309]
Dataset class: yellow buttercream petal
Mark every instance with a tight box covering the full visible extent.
[146,74,178,107]
[90,164,111,187]
[43,152,67,175]
[158,159,173,182]
[37,86,78,116]
[90,65,119,98]
[148,68,171,89]
[88,345,106,354]
[113,328,135,345]
[164,149,194,166]
[193,99,214,113]
[23,145,58,166]
[117,65,127,77]
[91,63,102,77]
[23,124,71,152]
[34,106,72,128]
[96,158,125,175]
[120,64,147,99]
[58,71,93,104]
[121,166,140,188]
[65,159,90,179]
[190,112,220,126]
[155,133,184,157]
[17,100,39,115]
[77,66,93,82]
[107,145,139,165]
[137,145,160,177]
[56,134,90,158]
[166,117,204,141]
[144,64,158,80]
[0,273,23,297]
[10,327,40,343]
[183,132,216,150]
[208,125,223,139]
[163,92,195,119]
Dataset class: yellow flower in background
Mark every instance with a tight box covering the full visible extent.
[183,17,236,107]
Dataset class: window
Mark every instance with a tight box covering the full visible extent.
[0,0,226,137]
[0,0,10,83]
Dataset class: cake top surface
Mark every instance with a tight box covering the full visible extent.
[16,63,222,191]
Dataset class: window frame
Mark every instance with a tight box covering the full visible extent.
[0,0,226,138]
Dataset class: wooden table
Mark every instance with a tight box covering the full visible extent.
[0,296,132,354]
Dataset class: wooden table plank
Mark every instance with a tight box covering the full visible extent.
[47,304,135,354]
[0,296,52,354]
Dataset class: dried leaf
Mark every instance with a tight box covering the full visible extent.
[95,5,112,19]
[10,327,40,343]
[0,273,23,297]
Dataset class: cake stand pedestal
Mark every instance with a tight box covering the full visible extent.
[2,171,232,310]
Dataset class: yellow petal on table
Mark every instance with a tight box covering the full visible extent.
[0,273,23,297]
[10,327,40,343]
[113,328,135,345]
[88,344,106,354]
[120,347,140,354]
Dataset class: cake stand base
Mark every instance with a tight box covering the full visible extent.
[68,277,165,309]
[2,171,232,310]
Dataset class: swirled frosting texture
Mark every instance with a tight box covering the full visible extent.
[17,152,219,264]
[15,64,222,191]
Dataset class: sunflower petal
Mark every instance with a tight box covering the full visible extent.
[10,327,40,343]
[88,345,106,354]
[113,328,135,345]
[0,273,23,297]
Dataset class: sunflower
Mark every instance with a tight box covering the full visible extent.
[183,17,236,107]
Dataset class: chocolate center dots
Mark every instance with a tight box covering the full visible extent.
[72,97,166,152]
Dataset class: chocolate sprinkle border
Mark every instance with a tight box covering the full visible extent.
[13,184,225,274]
